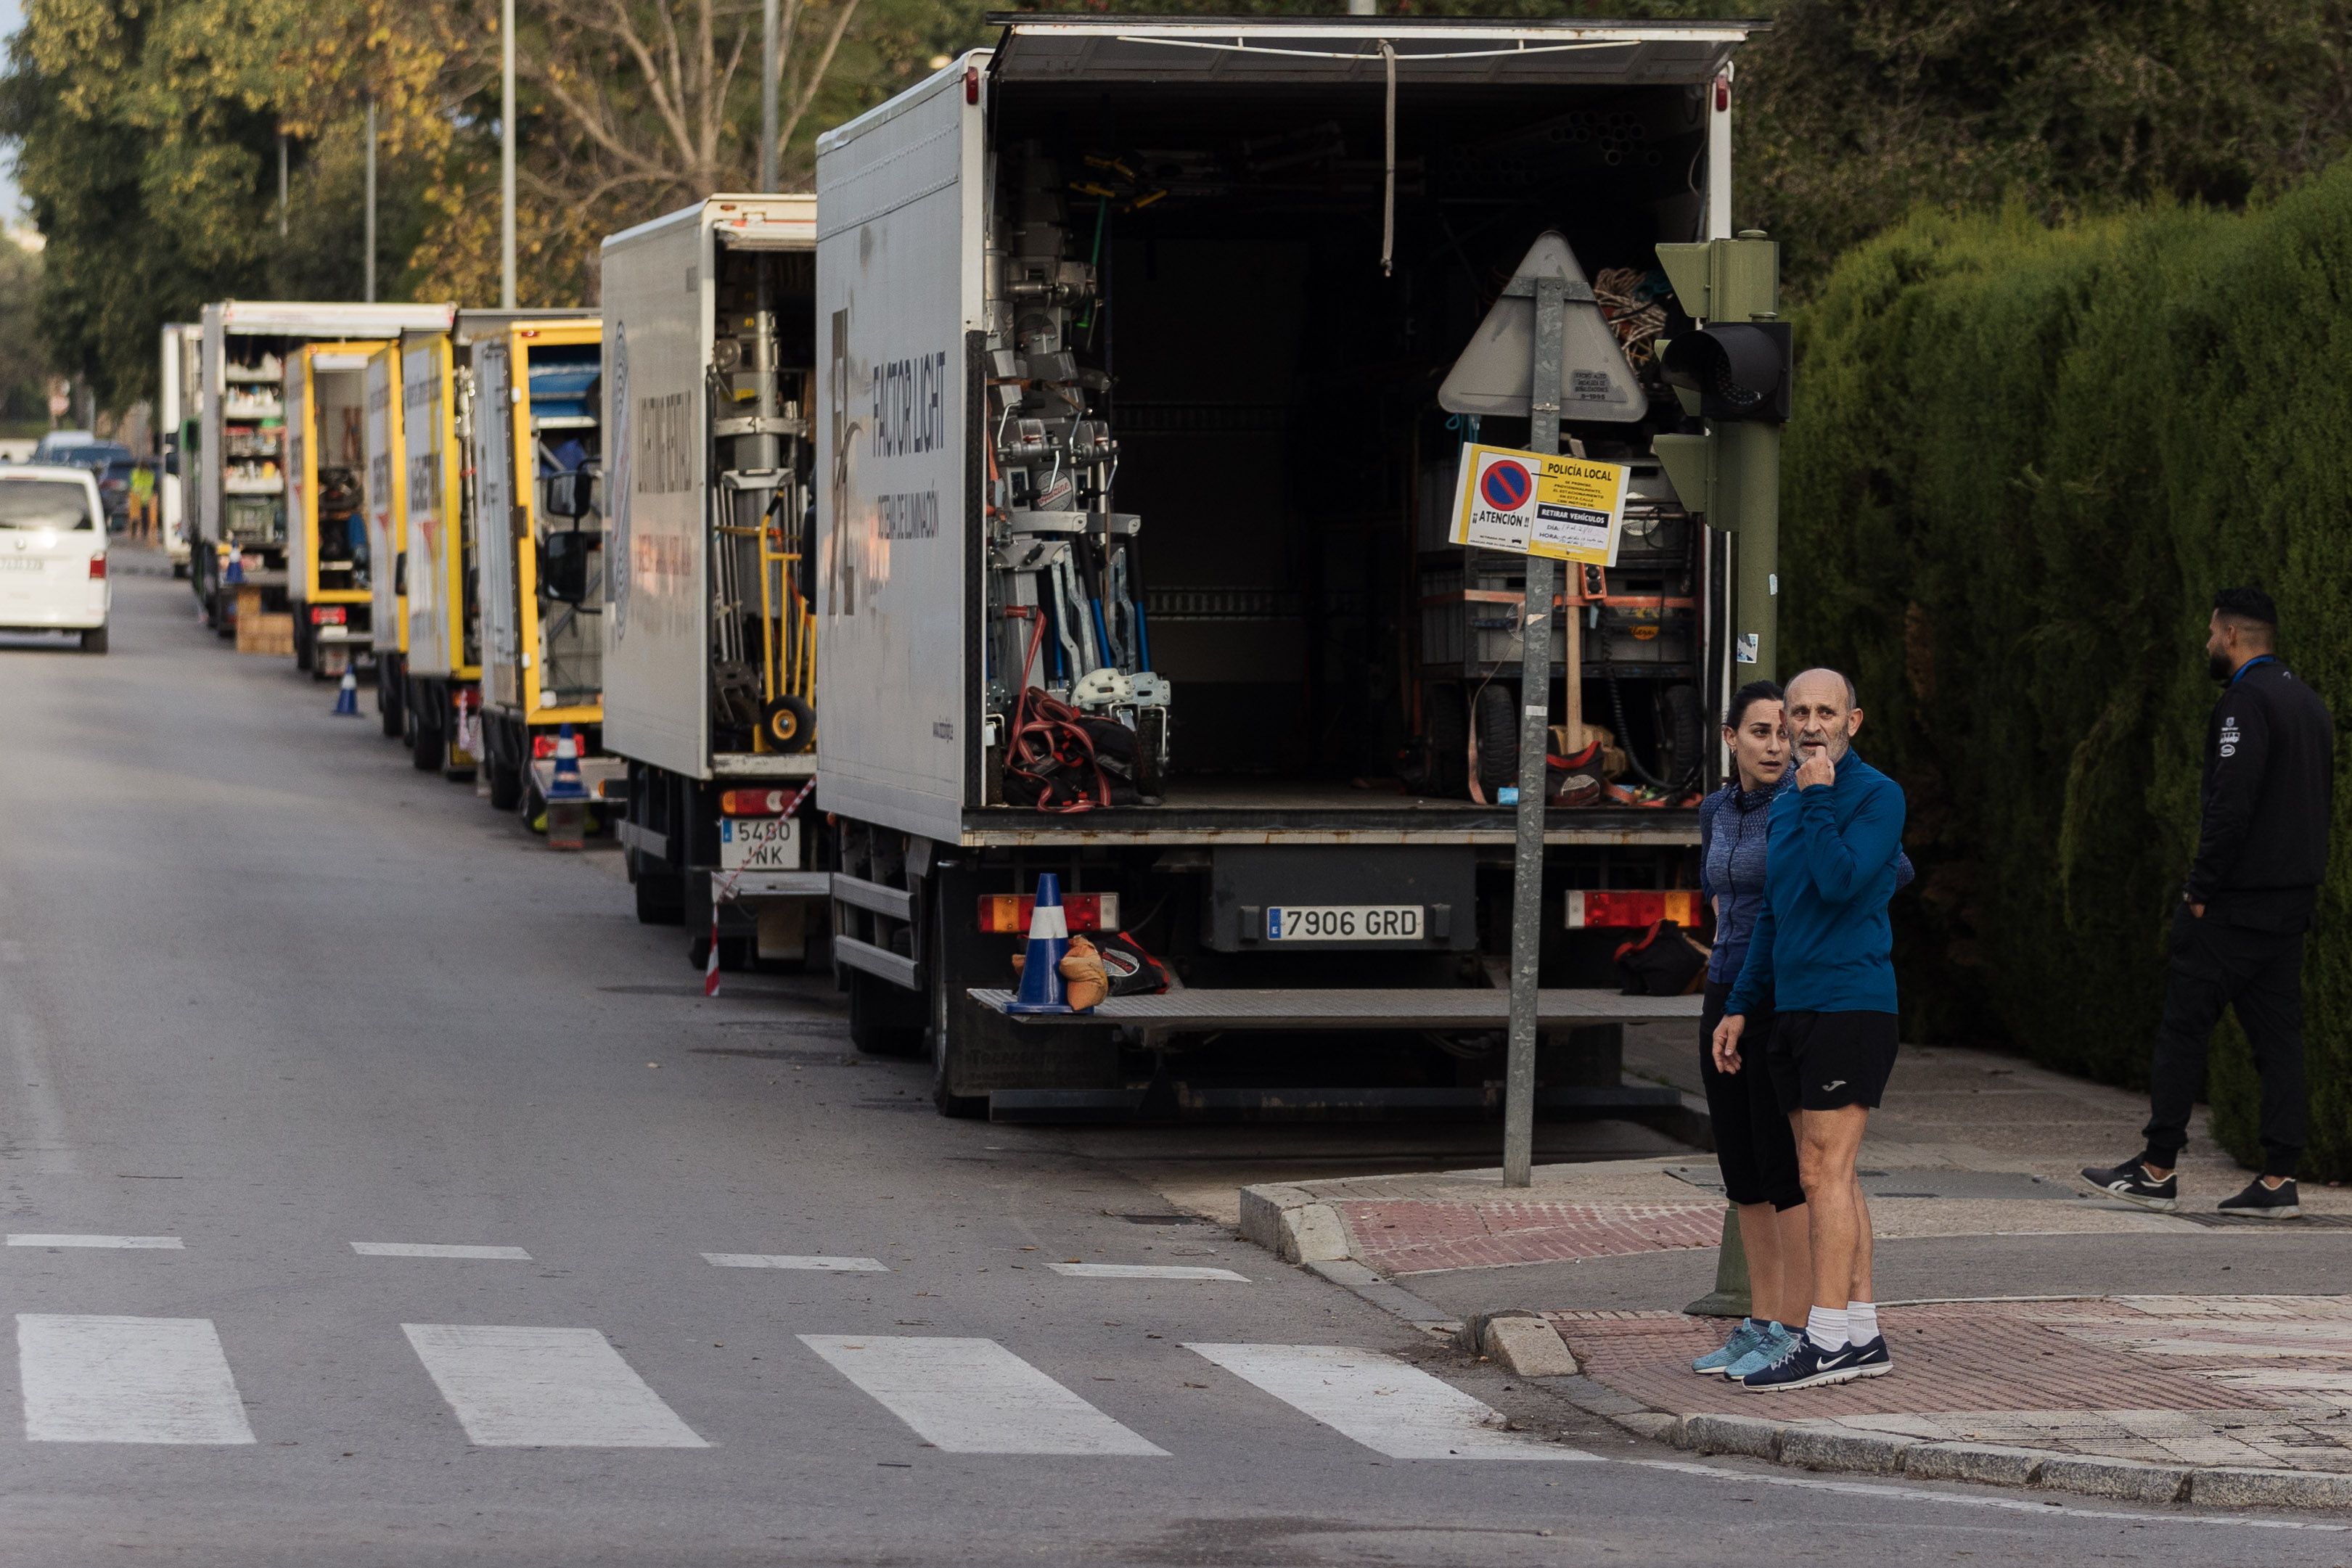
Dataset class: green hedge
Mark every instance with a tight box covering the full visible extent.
[1782,177,2352,1177]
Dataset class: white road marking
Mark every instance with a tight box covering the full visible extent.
[1185,1342,1588,1461]
[353,1243,532,1260]
[1048,1263,1250,1281]
[702,1253,888,1272]
[8,1234,183,1249]
[1631,1458,2351,1532]
[17,1313,255,1444]
[402,1324,708,1448]
[800,1334,1167,1456]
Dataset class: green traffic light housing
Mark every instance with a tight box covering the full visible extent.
[1661,321,1791,422]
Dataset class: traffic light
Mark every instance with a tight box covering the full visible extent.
[1648,231,1785,676]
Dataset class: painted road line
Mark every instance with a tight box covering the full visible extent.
[800,1334,1168,1456]
[8,1234,184,1249]
[18,1314,255,1444]
[702,1254,889,1272]
[1185,1343,1589,1461]
[353,1243,532,1260]
[1047,1263,1249,1282]
[402,1325,708,1448]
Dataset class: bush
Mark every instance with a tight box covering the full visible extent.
[1783,176,2352,1176]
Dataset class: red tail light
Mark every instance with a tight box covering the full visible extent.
[1564,890,1702,929]
[978,893,1118,934]
[309,605,345,625]
[721,789,794,816]
[87,554,106,579]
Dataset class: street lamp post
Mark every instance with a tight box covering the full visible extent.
[501,0,517,310]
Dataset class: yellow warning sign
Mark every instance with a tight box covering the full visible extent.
[1448,443,1628,566]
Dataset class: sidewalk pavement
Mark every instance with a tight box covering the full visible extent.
[1229,1035,2352,1509]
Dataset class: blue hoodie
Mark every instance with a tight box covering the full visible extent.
[1724,750,1906,1017]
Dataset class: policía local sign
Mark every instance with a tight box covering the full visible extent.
[1449,443,1629,565]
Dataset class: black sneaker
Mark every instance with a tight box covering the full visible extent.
[2079,1157,2179,1212]
[1740,1335,1866,1392]
[2218,1177,2300,1219]
[1849,1334,1892,1379]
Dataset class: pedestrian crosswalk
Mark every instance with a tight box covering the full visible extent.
[5,1313,1575,1461]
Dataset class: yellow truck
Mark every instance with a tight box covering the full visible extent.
[283,341,388,678]
[363,340,409,736]
[472,317,626,823]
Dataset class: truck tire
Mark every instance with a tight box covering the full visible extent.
[294,617,314,673]
[927,897,988,1117]
[79,627,107,654]
[848,969,924,1057]
[377,672,403,738]
[487,761,523,812]
[1474,681,1519,797]
[633,864,685,925]
[411,706,443,772]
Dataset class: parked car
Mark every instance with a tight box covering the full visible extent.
[97,456,135,530]
[0,464,108,652]
[29,430,94,464]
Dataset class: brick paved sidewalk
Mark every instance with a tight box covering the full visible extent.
[1553,1295,2352,1474]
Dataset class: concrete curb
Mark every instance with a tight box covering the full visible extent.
[1237,1183,1350,1265]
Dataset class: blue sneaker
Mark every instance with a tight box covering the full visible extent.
[1740,1334,1867,1392]
[1850,1334,1892,1379]
[1724,1321,1797,1380]
[1692,1318,1764,1376]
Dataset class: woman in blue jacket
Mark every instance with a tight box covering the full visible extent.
[1689,680,1811,1381]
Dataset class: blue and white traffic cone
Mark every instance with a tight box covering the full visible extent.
[545,723,589,850]
[332,669,360,717]
[1001,871,1071,1014]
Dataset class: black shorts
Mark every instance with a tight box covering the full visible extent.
[1768,1010,1898,1113]
[1700,980,1803,1210]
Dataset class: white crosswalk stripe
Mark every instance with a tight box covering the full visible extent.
[702,1253,888,1272]
[1185,1343,1592,1461]
[800,1334,1168,1456]
[17,1313,255,1445]
[8,1235,183,1249]
[354,1243,531,1260]
[402,1325,708,1448]
[1048,1263,1249,1281]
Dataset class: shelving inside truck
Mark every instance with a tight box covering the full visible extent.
[981,70,1717,817]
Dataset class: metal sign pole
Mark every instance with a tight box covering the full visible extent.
[1501,276,1565,1189]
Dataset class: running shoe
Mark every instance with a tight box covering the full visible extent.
[2078,1157,2179,1212]
[1848,1334,1892,1379]
[2218,1177,2300,1219]
[1692,1318,1765,1376]
[1740,1335,1867,1392]
[1724,1321,1797,1381]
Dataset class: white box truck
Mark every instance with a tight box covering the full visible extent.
[157,323,198,577]
[601,197,829,970]
[192,302,454,635]
[283,340,389,677]
[814,16,1753,1115]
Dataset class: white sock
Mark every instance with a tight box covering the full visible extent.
[1806,1306,1848,1354]
[1846,1300,1880,1345]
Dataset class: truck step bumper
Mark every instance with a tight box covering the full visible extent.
[967,987,1701,1030]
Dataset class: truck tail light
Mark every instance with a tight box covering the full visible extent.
[1565,890,1702,929]
[721,789,793,816]
[964,64,979,104]
[532,734,560,760]
[978,892,1119,934]
[87,554,106,579]
[309,605,345,625]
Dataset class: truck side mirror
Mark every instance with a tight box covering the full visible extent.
[538,531,596,606]
[541,464,599,520]
[163,451,179,477]
[393,551,407,596]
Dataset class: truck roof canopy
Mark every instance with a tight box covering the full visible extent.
[984,15,1760,87]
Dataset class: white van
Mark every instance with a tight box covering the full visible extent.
[0,464,110,652]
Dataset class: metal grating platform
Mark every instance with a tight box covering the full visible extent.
[968,987,1702,1030]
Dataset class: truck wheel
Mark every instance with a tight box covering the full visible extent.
[634,868,685,926]
[761,695,816,753]
[294,618,314,673]
[927,893,988,1116]
[377,675,403,738]
[487,762,523,812]
[79,627,107,654]
[848,969,924,1057]
[411,709,444,772]
[1474,681,1519,796]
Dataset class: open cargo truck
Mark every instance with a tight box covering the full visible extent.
[473,316,630,824]
[158,323,198,576]
[601,197,829,970]
[192,303,454,636]
[283,341,387,677]
[814,16,1753,1115]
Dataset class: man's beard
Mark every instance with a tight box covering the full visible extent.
[2208,649,2235,683]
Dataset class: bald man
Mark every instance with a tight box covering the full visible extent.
[1712,668,1908,1392]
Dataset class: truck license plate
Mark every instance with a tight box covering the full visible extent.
[1266,906,1422,942]
[0,558,44,572]
[720,816,800,871]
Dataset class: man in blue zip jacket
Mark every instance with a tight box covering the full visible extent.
[1712,668,1907,1392]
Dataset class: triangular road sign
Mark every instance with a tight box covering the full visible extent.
[1438,231,1645,423]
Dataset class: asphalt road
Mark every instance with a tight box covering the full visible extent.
[0,565,2341,1565]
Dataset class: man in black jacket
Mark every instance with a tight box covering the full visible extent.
[2084,586,2335,1218]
